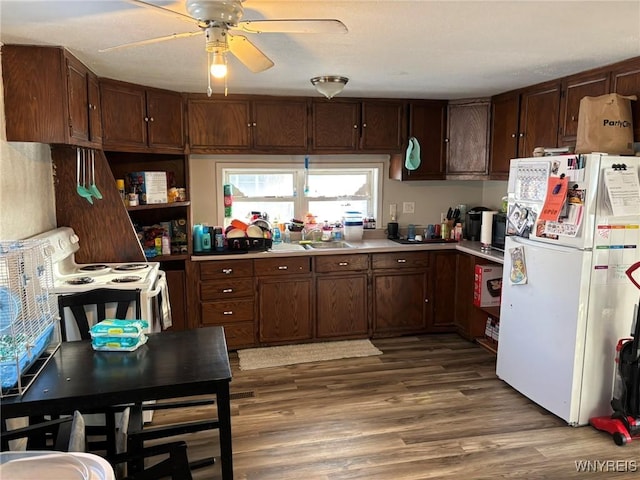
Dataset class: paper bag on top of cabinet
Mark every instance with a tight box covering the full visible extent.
[575,93,636,155]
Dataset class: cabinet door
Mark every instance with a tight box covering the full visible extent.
[187,97,251,151]
[610,57,640,142]
[372,271,428,336]
[558,69,610,145]
[489,92,520,180]
[87,73,102,144]
[311,99,360,151]
[360,100,405,151]
[316,273,368,339]
[518,81,561,157]
[258,276,313,343]
[101,80,148,149]
[65,54,90,143]
[146,88,185,150]
[429,251,456,331]
[446,99,490,178]
[390,100,447,180]
[252,99,308,150]
[453,253,486,340]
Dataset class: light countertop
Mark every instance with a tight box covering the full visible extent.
[191,238,504,264]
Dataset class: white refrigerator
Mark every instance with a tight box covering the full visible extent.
[496,153,640,426]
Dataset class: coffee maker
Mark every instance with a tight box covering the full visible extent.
[465,206,489,241]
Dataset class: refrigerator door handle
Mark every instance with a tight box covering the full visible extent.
[626,262,640,290]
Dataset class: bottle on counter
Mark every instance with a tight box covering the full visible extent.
[201,226,212,251]
[284,226,291,244]
[193,224,203,253]
[273,225,282,244]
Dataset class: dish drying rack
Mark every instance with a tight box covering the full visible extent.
[0,238,60,397]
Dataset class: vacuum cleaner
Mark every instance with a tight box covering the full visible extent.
[590,262,640,446]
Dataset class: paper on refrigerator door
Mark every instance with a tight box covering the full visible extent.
[604,166,640,216]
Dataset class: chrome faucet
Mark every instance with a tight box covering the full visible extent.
[302,226,322,242]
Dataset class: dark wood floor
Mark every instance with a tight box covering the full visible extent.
[151,334,639,479]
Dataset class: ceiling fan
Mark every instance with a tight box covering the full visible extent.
[100,0,348,95]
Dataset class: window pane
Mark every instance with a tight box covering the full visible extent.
[309,200,369,224]
[229,173,294,197]
[307,173,369,198]
[230,201,294,224]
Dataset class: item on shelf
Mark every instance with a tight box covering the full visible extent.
[473,264,503,307]
[167,187,179,203]
[127,171,168,205]
[116,179,126,203]
[223,184,233,218]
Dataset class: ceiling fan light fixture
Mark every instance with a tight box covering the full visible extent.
[210,51,228,78]
[311,76,349,99]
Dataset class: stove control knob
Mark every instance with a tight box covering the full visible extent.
[70,234,79,244]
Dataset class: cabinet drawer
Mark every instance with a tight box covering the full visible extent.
[200,259,254,280]
[201,299,254,324]
[254,257,311,276]
[200,278,254,301]
[314,254,369,273]
[371,251,430,269]
[218,322,256,350]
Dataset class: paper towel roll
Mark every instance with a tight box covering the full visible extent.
[480,211,498,246]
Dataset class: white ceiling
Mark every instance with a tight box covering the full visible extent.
[1,0,639,100]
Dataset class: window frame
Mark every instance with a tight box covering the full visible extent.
[215,159,383,226]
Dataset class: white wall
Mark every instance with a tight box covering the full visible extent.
[0,51,57,241]
[190,154,507,232]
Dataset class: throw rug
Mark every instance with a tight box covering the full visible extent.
[237,339,383,370]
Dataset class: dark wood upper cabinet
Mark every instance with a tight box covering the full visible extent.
[558,69,610,146]
[311,99,361,151]
[2,44,101,147]
[187,95,307,152]
[489,91,520,180]
[252,98,308,151]
[311,99,405,153]
[187,96,251,151]
[610,57,640,141]
[389,100,447,180]
[100,78,184,153]
[360,100,406,152]
[517,80,561,158]
[446,99,491,179]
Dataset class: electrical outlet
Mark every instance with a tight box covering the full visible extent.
[403,202,415,214]
[390,204,397,218]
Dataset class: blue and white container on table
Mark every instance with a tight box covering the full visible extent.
[343,211,364,242]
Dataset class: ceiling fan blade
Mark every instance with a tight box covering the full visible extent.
[236,19,348,34]
[99,31,203,53]
[121,0,204,27]
[227,34,274,73]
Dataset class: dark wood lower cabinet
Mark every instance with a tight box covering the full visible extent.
[372,270,429,336]
[258,276,313,344]
[316,274,368,338]
[429,251,457,331]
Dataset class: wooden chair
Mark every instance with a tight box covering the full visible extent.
[56,287,217,471]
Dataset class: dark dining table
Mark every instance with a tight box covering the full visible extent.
[1,325,234,480]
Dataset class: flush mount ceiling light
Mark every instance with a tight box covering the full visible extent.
[311,76,349,99]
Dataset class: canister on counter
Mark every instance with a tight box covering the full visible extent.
[214,226,224,251]
[441,222,450,240]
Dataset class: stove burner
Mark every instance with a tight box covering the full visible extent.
[66,276,95,285]
[114,264,149,272]
[111,275,142,283]
[79,264,109,272]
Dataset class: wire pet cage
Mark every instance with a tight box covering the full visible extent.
[0,238,60,397]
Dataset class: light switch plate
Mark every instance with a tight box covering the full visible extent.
[403,202,415,214]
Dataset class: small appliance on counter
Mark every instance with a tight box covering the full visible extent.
[386,221,399,239]
[465,206,490,241]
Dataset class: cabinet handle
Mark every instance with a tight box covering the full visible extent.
[277,265,288,270]
[247,123,252,127]
[397,259,407,263]
[223,311,233,315]
[510,133,516,138]
[519,132,524,138]
[424,298,429,303]
[444,138,449,143]
[252,122,257,127]
[353,124,358,129]
[144,117,149,122]
[571,115,577,121]
[222,268,233,274]
[362,123,367,128]
[338,262,349,266]
[222,288,233,293]
[149,117,154,122]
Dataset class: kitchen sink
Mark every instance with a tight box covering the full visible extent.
[303,241,354,249]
